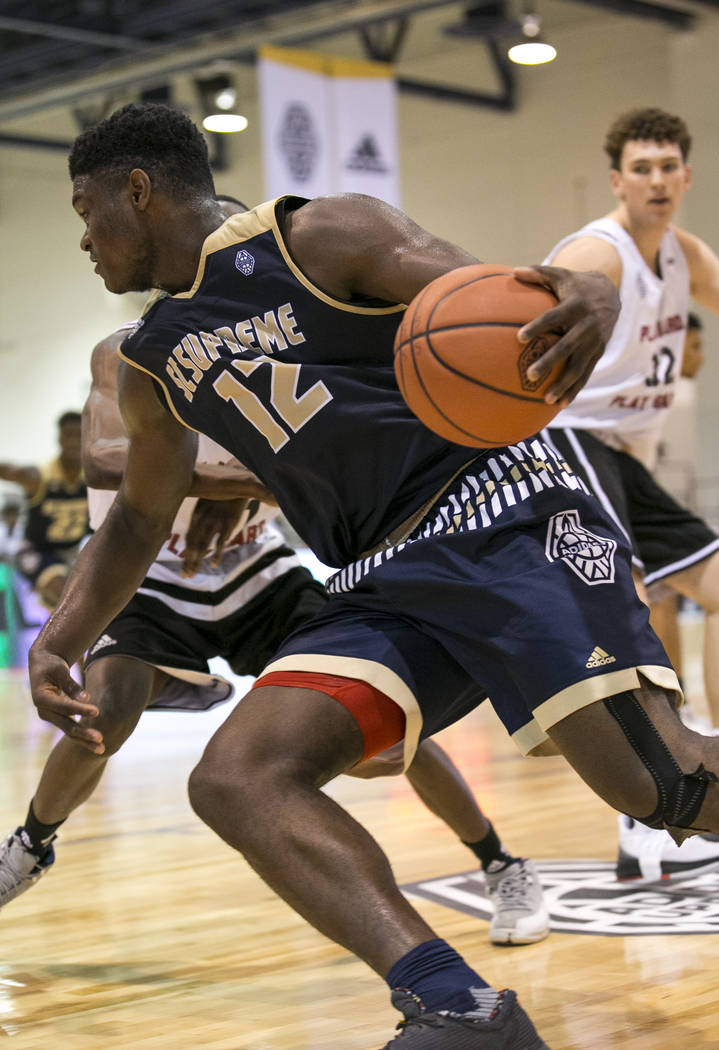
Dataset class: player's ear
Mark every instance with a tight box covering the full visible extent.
[683,162,692,191]
[609,168,623,200]
[128,168,152,210]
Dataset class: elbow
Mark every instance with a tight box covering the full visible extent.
[83,454,120,490]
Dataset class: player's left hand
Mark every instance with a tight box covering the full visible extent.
[182,498,248,577]
[513,265,620,406]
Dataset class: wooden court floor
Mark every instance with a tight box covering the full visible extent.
[2,624,719,1050]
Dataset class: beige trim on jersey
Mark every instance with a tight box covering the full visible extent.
[170,199,405,315]
[260,653,423,770]
[116,351,201,435]
[532,664,682,733]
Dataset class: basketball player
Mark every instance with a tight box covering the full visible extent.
[543,107,719,885]
[28,102,710,1049]
[1,311,549,948]
[0,412,88,610]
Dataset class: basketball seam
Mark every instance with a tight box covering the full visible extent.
[401,324,519,446]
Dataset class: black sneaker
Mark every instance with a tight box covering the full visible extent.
[381,988,551,1048]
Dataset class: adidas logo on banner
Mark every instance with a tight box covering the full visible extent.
[345,134,389,174]
[586,646,616,668]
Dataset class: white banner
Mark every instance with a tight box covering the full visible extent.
[259,46,400,207]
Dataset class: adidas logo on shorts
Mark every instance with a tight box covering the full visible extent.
[586,646,616,669]
[89,633,116,655]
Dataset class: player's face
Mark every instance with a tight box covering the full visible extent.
[58,421,82,465]
[610,140,691,228]
[72,174,155,294]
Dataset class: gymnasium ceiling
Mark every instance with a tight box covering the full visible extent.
[0,0,715,130]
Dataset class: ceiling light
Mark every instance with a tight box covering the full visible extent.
[508,8,556,65]
[196,72,248,134]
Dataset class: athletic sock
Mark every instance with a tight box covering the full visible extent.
[386,938,498,1017]
[463,822,516,872]
[21,801,64,858]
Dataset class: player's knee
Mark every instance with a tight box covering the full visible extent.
[605,689,719,834]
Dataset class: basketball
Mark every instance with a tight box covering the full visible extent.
[394,263,564,448]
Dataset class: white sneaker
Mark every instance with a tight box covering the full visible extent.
[484,858,550,945]
[0,829,54,909]
[616,814,719,884]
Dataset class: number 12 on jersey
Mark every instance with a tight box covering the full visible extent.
[213,357,332,452]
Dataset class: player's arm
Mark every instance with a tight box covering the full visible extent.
[83,332,273,501]
[286,194,620,406]
[28,364,197,752]
[676,228,719,315]
[0,461,41,498]
[546,235,624,289]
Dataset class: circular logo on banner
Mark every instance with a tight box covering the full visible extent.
[402,860,719,935]
[278,103,318,182]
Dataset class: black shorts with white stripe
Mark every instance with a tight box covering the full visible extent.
[544,427,719,586]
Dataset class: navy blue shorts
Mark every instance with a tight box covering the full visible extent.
[264,437,678,759]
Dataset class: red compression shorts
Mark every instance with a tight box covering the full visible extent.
[252,671,406,761]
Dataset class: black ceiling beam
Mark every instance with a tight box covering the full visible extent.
[398,38,515,111]
[559,0,695,29]
[0,15,144,51]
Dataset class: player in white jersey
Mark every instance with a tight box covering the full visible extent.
[543,107,719,883]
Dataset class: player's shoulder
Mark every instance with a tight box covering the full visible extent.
[549,232,623,286]
[672,225,712,263]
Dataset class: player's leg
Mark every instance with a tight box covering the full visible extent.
[349,737,549,944]
[662,552,719,727]
[548,675,719,838]
[406,740,549,945]
[189,609,551,1048]
[0,654,166,908]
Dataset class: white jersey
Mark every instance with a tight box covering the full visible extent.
[545,218,690,467]
[88,433,302,623]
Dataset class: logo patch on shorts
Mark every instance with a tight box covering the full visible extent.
[586,646,616,668]
[235,250,255,275]
[545,510,616,585]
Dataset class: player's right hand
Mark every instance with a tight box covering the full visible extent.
[28,648,105,754]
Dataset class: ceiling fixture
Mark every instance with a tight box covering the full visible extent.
[507,6,556,65]
[196,71,248,134]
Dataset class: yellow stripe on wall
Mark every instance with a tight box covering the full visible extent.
[260,44,391,80]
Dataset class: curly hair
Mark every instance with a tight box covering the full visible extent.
[604,107,691,169]
[69,102,215,199]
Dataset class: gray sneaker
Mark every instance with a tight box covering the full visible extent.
[485,859,549,945]
[382,988,551,1048]
[0,828,54,908]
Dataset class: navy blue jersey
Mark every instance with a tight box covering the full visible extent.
[25,459,88,551]
[120,197,472,567]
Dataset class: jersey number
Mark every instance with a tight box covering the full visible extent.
[645,346,675,387]
[213,359,332,452]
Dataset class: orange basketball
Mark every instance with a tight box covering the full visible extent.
[394,263,564,448]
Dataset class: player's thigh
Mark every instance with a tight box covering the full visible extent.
[547,676,719,818]
[197,684,366,787]
[84,654,169,732]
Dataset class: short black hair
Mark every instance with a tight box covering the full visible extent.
[688,312,702,330]
[604,107,691,170]
[58,411,82,429]
[216,192,249,210]
[69,102,215,200]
